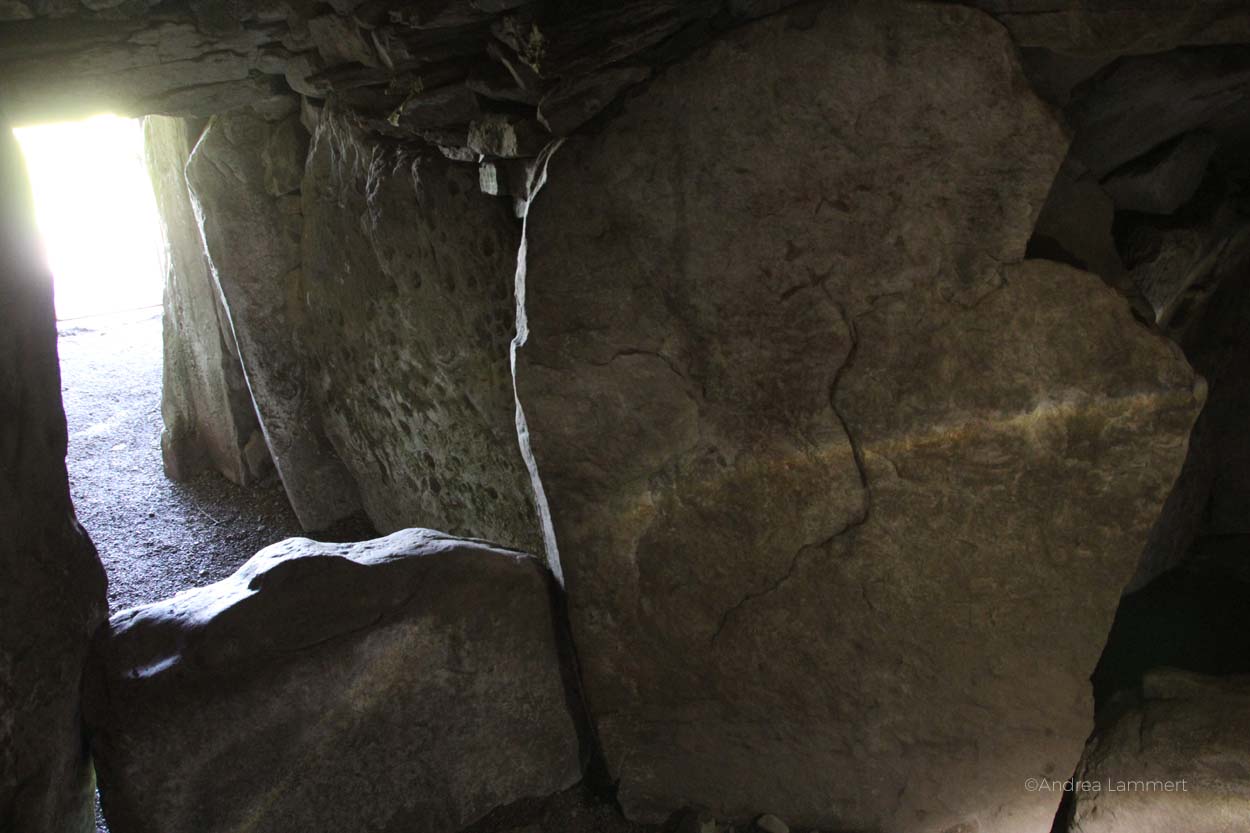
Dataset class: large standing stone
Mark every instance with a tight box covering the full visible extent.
[145,115,269,485]
[299,106,540,553]
[0,117,107,833]
[1068,669,1250,833]
[186,103,362,531]
[514,3,1202,830]
[85,529,582,833]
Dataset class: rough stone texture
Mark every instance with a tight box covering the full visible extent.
[1123,193,1250,588]
[0,16,291,123]
[85,529,582,833]
[185,104,362,532]
[0,116,107,833]
[1094,536,1250,708]
[144,114,270,486]
[2,2,1248,169]
[1030,157,1127,284]
[1068,669,1250,833]
[1067,47,1250,179]
[515,4,1202,829]
[958,0,1250,52]
[299,106,540,553]
[1103,130,1219,215]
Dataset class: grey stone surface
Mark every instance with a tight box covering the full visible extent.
[85,529,582,833]
[1123,197,1250,589]
[515,4,1202,829]
[0,116,107,833]
[1067,48,1250,179]
[1068,669,1250,833]
[958,0,1250,52]
[1104,131,1219,215]
[1031,156,1127,283]
[185,105,362,531]
[537,66,652,136]
[145,114,269,485]
[299,106,540,553]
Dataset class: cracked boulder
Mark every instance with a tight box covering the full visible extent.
[1068,669,1250,833]
[84,529,582,833]
[515,3,1202,830]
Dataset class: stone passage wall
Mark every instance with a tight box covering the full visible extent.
[185,102,364,532]
[153,98,540,549]
[0,116,107,833]
[515,4,1201,830]
[300,107,540,553]
[145,115,269,486]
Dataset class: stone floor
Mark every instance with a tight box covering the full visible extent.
[55,307,375,832]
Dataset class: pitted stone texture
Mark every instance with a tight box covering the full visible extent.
[1069,669,1250,833]
[145,115,269,485]
[515,4,1201,830]
[300,107,540,553]
[186,106,361,531]
[86,529,581,833]
[0,120,107,833]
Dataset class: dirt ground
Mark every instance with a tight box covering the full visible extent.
[56,308,375,833]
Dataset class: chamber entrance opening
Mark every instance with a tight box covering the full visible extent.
[11,114,316,616]
[15,115,162,321]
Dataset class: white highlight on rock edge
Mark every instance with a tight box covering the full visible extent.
[511,140,566,585]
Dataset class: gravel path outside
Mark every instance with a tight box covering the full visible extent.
[58,308,374,613]
[56,308,374,833]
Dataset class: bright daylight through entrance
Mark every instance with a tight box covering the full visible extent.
[15,115,162,320]
[11,114,361,833]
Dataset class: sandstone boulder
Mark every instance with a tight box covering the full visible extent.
[299,106,541,554]
[145,114,269,485]
[86,529,582,833]
[1069,669,1250,833]
[0,119,107,833]
[515,3,1202,829]
[186,104,362,531]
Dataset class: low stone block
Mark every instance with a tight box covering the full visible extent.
[86,529,583,833]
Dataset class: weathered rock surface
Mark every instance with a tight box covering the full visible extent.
[516,4,1202,829]
[0,117,107,833]
[1067,47,1250,179]
[85,529,582,833]
[186,103,362,531]
[3,2,1246,170]
[1123,192,1250,588]
[145,114,270,485]
[299,106,540,553]
[1030,157,1127,284]
[1095,537,1250,708]
[1069,669,1250,833]
[960,0,1250,52]
[1103,131,1218,215]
